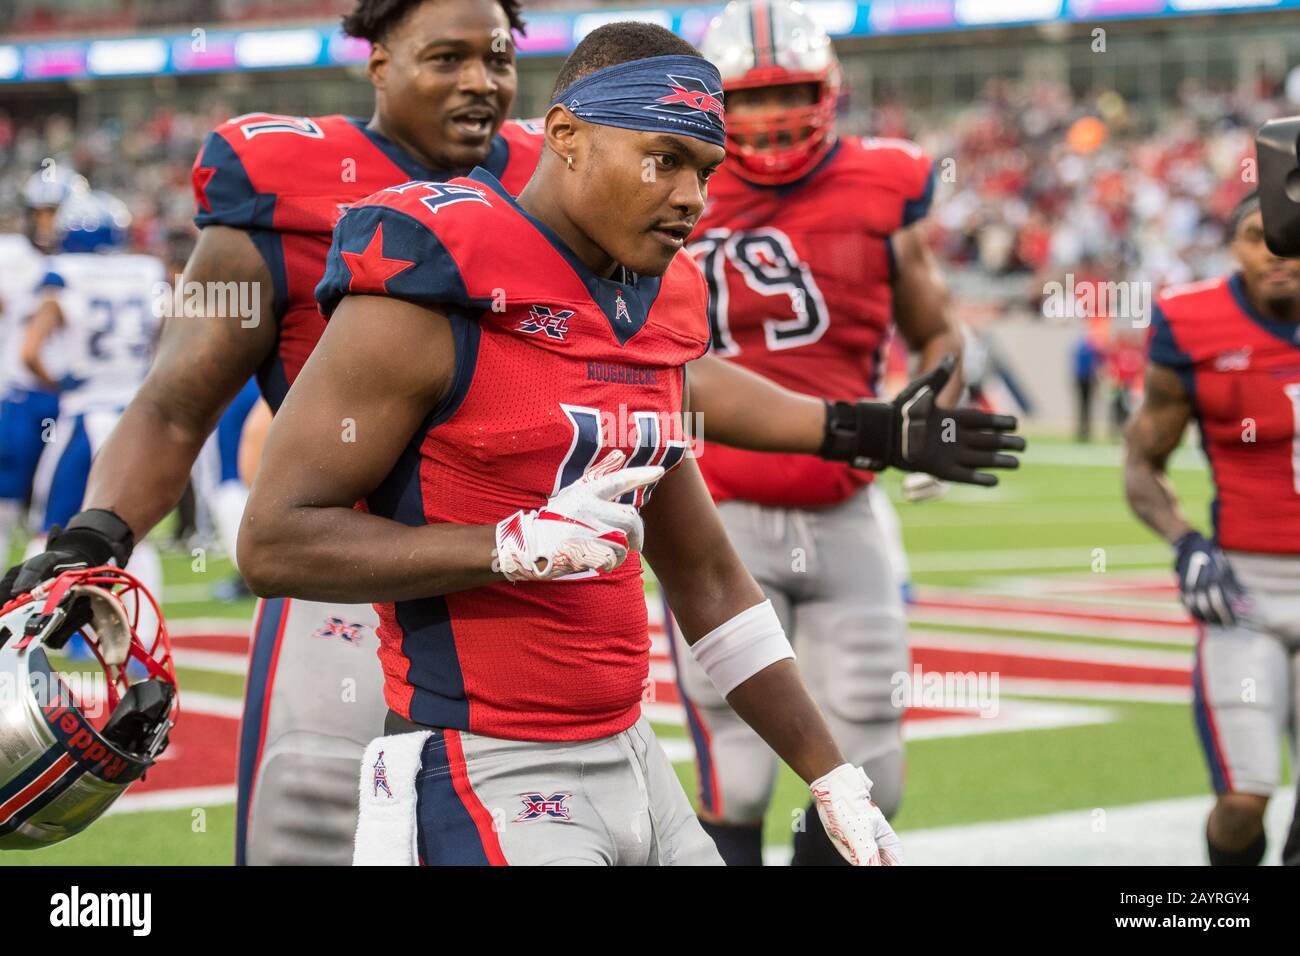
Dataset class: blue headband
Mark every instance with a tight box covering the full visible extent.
[551,54,726,149]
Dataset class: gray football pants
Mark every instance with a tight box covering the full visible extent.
[1193,552,1300,797]
[394,714,723,865]
[669,486,908,824]
[236,597,387,865]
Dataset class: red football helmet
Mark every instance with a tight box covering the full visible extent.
[700,0,843,185]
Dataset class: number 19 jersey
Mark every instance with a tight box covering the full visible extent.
[690,137,934,508]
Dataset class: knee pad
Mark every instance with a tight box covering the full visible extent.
[245,735,366,866]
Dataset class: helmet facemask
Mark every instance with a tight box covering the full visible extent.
[722,71,841,185]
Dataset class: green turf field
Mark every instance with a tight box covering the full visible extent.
[7,434,1289,866]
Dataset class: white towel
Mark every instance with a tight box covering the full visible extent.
[352,730,432,866]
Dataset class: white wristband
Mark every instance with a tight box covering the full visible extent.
[687,599,794,698]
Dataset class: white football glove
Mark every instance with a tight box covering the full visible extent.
[810,763,904,866]
[902,472,948,503]
[495,450,663,582]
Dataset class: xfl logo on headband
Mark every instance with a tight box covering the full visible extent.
[647,74,725,130]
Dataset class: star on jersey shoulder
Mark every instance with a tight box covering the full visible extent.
[192,166,216,213]
[341,222,415,294]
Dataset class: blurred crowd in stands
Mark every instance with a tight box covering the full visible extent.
[1,0,350,37]
[3,76,1275,286]
[0,72,1290,430]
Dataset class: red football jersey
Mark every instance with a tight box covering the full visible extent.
[688,136,935,508]
[1151,274,1300,554]
[316,169,711,741]
[191,113,542,409]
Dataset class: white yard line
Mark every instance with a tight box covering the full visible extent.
[908,544,1170,573]
[887,788,1297,866]
[915,582,1186,620]
[655,699,1118,753]
[172,649,249,676]
[907,608,1193,646]
[107,785,237,816]
[907,629,1191,669]
[995,678,1188,703]
[167,618,252,638]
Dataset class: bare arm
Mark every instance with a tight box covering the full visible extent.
[82,226,278,538]
[20,295,63,390]
[891,221,963,404]
[237,294,501,602]
[1123,363,1195,543]
[686,354,825,453]
[640,453,844,784]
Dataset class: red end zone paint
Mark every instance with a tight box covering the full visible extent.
[131,708,239,794]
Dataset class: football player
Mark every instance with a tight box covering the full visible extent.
[664,0,1011,866]
[240,22,907,867]
[1124,192,1300,866]
[1,0,1018,866]
[21,189,167,604]
[0,169,81,563]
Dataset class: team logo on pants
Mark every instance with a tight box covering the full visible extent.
[515,792,572,821]
[312,616,369,646]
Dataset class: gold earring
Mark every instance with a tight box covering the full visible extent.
[566,155,574,169]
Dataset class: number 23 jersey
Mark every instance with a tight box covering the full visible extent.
[316,169,710,742]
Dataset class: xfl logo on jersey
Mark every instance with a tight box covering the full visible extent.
[517,305,574,340]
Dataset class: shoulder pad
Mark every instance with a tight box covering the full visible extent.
[192,114,352,229]
[316,179,506,318]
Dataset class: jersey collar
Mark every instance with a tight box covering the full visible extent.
[345,118,512,184]
[467,167,662,347]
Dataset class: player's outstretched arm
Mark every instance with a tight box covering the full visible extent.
[0,227,278,602]
[641,453,902,864]
[19,295,64,391]
[687,354,826,454]
[1123,362,1194,544]
[688,351,1023,486]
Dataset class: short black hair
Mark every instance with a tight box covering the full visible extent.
[342,0,525,43]
[551,22,701,100]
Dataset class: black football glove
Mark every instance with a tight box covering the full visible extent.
[819,356,1025,486]
[1173,530,1248,628]
[0,509,134,604]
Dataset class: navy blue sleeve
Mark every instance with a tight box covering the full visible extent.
[901,163,936,227]
[315,203,470,319]
[1148,304,1196,398]
[192,129,277,231]
[1148,305,1192,369]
